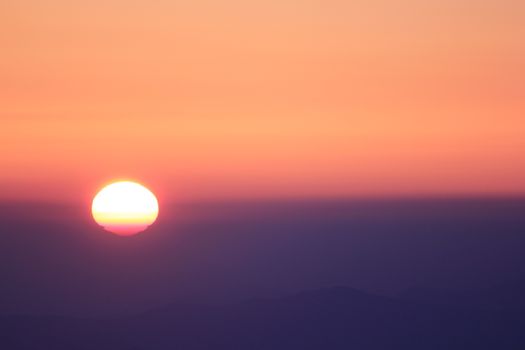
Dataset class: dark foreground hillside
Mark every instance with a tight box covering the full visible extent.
[2,286,525,350]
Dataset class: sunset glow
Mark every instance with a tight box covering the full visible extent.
[1,0,524,202]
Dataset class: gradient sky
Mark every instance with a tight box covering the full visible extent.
[1,0,524,202]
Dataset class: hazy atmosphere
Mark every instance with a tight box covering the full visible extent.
[2,0,524,201]
[1,1,524,349]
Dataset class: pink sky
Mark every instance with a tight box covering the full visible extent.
[1,0,524,202]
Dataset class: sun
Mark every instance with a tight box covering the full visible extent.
[91,181,159,236]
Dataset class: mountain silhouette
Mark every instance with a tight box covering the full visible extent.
[400,279,525,310]
[2,286,525,349]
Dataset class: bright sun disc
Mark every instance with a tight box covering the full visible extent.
[92,181,159,236]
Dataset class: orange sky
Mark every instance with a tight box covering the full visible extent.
[1,0,524,202]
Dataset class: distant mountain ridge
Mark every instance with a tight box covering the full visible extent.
[2,285,525,349]
[400,279,525,310]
